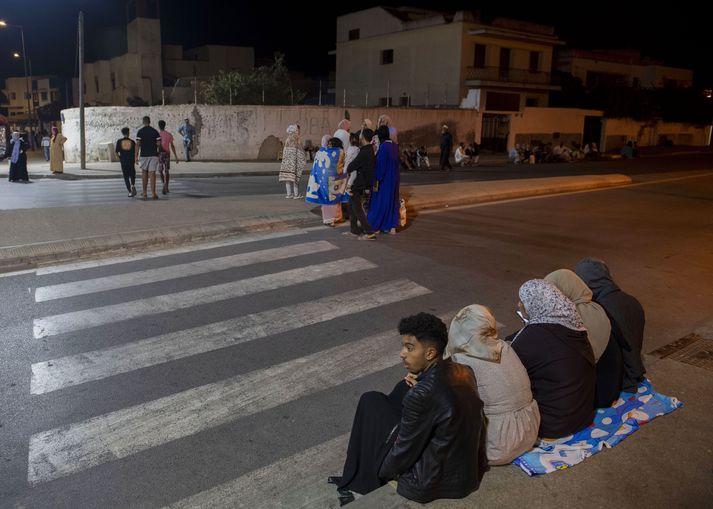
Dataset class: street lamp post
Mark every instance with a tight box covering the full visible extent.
[0,20,32,125]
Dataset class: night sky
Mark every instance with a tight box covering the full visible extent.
[1,0,710,85]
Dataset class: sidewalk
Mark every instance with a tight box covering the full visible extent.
[0,174,631,273]
[2,153,511,180]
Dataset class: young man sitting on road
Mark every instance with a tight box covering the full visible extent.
[334,313,488,505]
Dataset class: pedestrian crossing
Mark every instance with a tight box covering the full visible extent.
[0,178,196,210]
[10,227,445,506]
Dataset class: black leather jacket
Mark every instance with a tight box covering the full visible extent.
[378,359,487,503]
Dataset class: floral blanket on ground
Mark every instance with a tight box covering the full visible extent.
[305,147,349,205]
[513,379,683,476]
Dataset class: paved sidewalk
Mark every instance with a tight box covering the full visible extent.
[0,174,631,273]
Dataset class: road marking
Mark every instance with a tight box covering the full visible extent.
[34,229,308,275]
[34,241,338,302]
[28,329,401,484]
[31,279,430,394]
[32,257,375,338]
[163,434,349,509]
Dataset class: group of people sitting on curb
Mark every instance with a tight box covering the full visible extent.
[509,141,601,164]
[331,257,645,505]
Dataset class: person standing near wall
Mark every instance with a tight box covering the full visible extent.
[439,125,453,171]
[177,118,195,162]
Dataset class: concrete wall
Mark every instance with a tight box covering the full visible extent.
[602,118,709,150]
[60,105,710,162]
[59,105,484,162]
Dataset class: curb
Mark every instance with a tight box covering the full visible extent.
[0,211,320,273]
[0,174,632,274]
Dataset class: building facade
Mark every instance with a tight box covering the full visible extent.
[555,49,694,89]
[1,76,63,121]
[335,8,563,111]
[78,2,254,107]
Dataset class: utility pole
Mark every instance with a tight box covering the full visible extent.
[78,11,86,169]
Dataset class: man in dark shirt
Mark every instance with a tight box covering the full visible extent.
[344,128,376,240]
[136,116,161,200]
[439,125,453,171]
[115,127,136,197]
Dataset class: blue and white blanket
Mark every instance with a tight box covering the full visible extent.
[305,147,349,205]
[513,379,683,476]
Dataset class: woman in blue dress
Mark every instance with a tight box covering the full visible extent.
[367,126,400,234]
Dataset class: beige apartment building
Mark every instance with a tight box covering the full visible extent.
[555,49,694,89]
[335,7,563,111]
[78,2,253,107]
[2,76,63,121]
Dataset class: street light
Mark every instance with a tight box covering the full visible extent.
[0,19,32,124]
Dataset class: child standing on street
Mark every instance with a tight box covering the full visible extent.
[115,127,137,197]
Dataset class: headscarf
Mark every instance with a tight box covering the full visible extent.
[320,134,331,148]
[519,279,586,331]
[284,125,299,149]
[361,119,373,130]
[337,119,351,132]
[545,269,611,360]
[286,124,298,135]
[574,257,620,301]
[51,126,59,141]
[10,132,22,164]
[445,305,503,362]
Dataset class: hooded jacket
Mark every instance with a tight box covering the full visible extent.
[575,257,646,392]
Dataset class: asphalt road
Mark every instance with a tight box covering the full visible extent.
[1,152,712,210]
[0,173,711,508]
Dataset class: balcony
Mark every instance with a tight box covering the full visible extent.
[464,66,555,89]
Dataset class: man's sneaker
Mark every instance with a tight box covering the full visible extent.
[130,186,137,197]
[292,194,304,199]
[358,233,377,241]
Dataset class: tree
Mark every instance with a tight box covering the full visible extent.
[202,53,305,105]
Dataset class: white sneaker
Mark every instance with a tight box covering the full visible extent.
[293,194,304,199]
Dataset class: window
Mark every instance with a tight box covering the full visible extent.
[525,97,538,107]
[381,49,394,65]
[529,51,541,72]
[348,29,360,41]
[399,94,409,106]
[41,91,48,101]
[499,48,511,78]
[473,44,486,68]
[111,72,117,90]
[94,77,100,93]
[379,97,391,107]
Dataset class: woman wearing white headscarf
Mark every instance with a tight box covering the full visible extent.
[447,305,540,465]
[278,124,306,199]
[507,279,596,439]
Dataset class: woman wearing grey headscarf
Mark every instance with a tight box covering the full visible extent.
[507,279,596,439]
[447,305,540,465]
[8,132,29,182]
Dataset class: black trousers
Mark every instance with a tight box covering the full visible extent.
[337,381,409,495]
[595,335,624,407]
[348,189,374,235]
[439,149,452,170]
[120,161,136,192]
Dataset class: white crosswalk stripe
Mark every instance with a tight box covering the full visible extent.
[35,228,307,275]
[19,232,439,506]
[34,240,338,301]
[33,256,376,338]
[31,279,430,394]
[164,434,349,509]
[28,329,401,484]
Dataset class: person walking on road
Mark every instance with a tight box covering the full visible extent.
[41,131,51,161]
[136,116,162,200]
[115,127,137,197]
[158,120,179,195]
[49,126,67,174]
[439,125,453,171]
[177,118,195,162]
[278,124,306,199]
